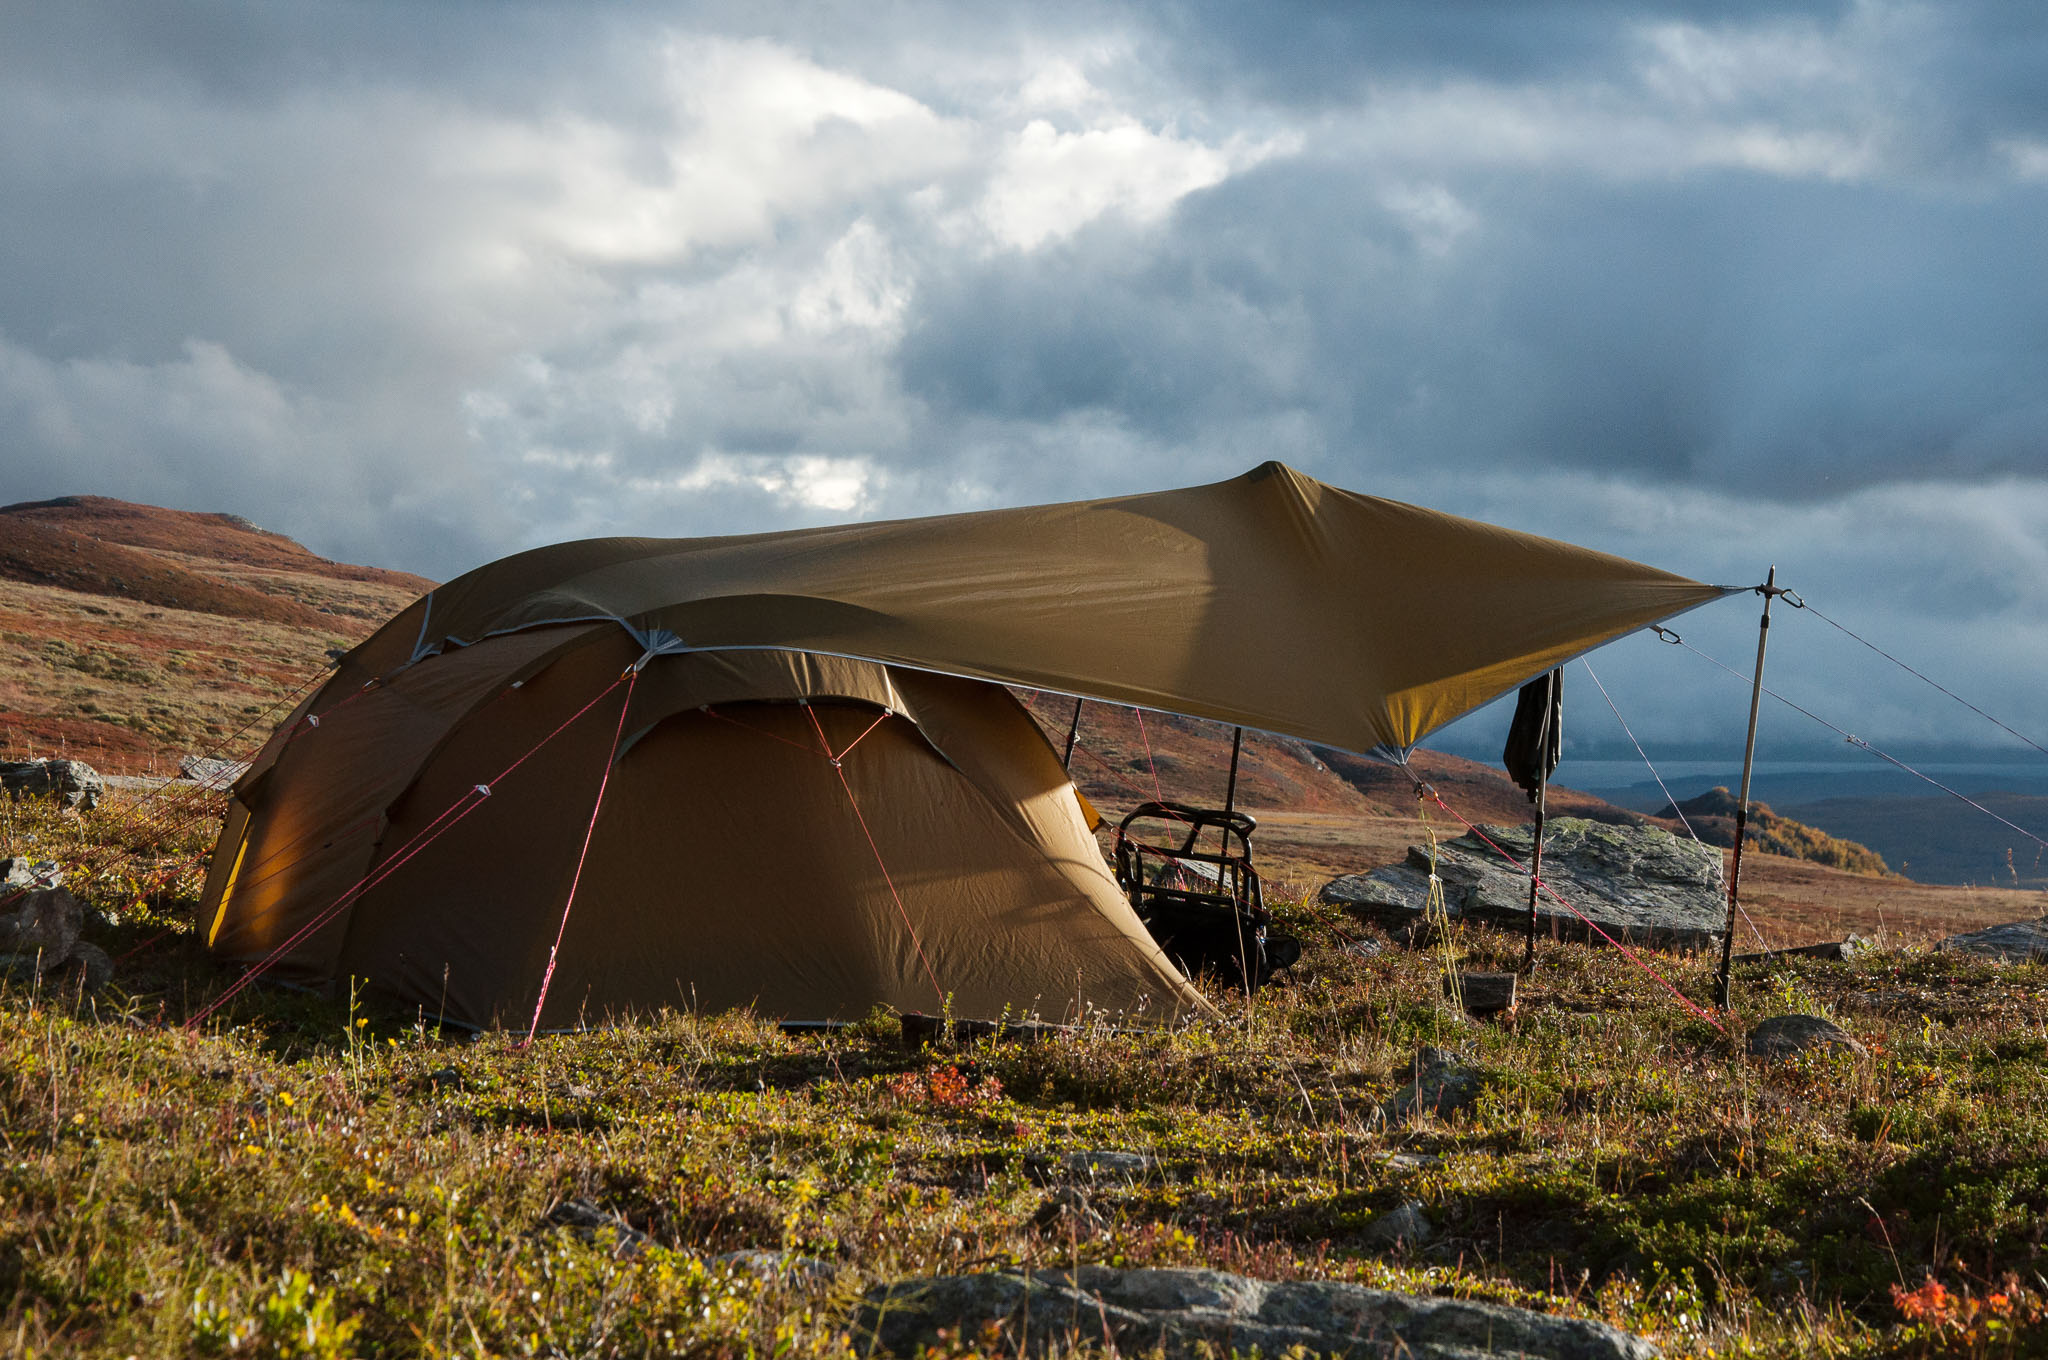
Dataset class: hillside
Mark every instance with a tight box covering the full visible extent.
[1655,785,1891,876]
[0,496,429,772]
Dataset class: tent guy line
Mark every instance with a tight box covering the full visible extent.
[189,669,636,1028]
[521,666,640,1046]
[1788,597,2048,760]
[1580,657,1772,953]
[1414,780,1729,1034]
[1652,625,2048,855]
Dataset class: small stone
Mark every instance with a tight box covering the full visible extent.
[425,1066,464,1092]
[1363,1200,1436,1250]
[543,1197,653,1258]
[65,941,113,991]
[565,1084,596,1100]
[1379,1046,1486,1123]
[1030,1186,1108,1239]
[714,1249,836,1286]
[1747,1013,1865,1059]
[1,858,62,891]
[1060,1149,1155,1181]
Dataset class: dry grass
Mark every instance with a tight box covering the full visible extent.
[2,791,2047,1358]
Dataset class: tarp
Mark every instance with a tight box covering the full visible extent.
[329,462,1729,761]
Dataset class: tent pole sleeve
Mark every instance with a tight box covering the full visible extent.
[1717,566,1778,1010]
[1061,698,1084,771]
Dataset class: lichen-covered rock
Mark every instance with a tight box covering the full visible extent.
[1938,917,2048,964]
[0,759,104,811]
[542,1198,653,1258]
[1746,1014,1865,1059]
[1322,818,1725,952]
[854,1266,1657,1359]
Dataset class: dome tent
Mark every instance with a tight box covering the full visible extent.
[199,463,1729,1028]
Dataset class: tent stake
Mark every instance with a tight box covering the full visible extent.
[1061,698,1085,771]
[1717,566,1780,1010]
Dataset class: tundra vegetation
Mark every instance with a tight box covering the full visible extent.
[2,792,2046,1359]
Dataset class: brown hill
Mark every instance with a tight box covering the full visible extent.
[0,497,431,773]
[0,515,340,628]
[0,496,428,585]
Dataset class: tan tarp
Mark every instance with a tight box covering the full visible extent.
[334,461,1729,759]
[203,461,1730,1027]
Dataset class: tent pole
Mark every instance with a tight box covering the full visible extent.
[1523,732,1548,971]
[1061,698,1085,771]
[1223,725,1243,816]
[1717,566,1779,1010]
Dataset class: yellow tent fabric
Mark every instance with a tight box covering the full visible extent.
[335,461,1728,760]
[203,630,1209,1028]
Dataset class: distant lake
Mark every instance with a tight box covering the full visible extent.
[1552,759,2048,810]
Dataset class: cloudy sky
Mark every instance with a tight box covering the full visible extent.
[4,1,2045,760]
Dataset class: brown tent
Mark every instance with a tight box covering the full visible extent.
[200,462,1729,1027]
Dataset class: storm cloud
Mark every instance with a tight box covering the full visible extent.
[3,1,2045,755]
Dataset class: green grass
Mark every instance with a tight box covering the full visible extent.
[3,796,2047,1357]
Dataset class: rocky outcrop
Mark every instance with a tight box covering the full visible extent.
[1938,917,2048,964]
[1321,818,1725,952]
[855,1266,1657,1359]
[1,758,103,811]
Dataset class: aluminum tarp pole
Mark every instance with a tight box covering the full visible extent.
[1717,566,1779,1010]
[1223,725,1243,815]
[1061,698,1084,771]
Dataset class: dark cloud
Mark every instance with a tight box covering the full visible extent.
[3,1,2047,751]
[1144,0,1859,103]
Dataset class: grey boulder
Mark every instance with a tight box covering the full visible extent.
[0,759,104,811]
[855,1266,1656,1359]
[1323,818,1725,952]
[0,886,83,968]
[1938,917,2048,964]
[178,755,251,789]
